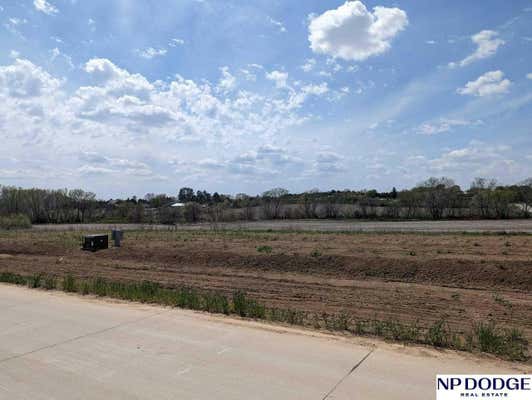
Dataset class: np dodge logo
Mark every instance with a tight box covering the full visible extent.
[437,375,530,399]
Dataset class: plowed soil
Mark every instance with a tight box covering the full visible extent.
[1,230,531,344]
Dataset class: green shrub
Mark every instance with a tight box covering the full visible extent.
[232,290,265,318]
[0,272,27,285]
[27,273,42,289]
[310,249,322,257]
[43,275,57,290]
[473,322,528,360]
[62,275,77,292]
[204,292,230,314]
[426,319,450,347]
[256,245,272,254]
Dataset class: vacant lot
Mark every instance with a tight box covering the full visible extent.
[31,219,532,233]
[1,229,531,359]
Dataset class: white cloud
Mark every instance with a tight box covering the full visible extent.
[527,73,532,80]
[4,18,27,37]
[169,38,185,47]
[135,47,167,59]
[457,70,511,97]
[265,70,288,88]
[427,142,514,174]
[34,0,58,15]
[301,58,316,72]
[9,50,20,59]
[217,66,236,92]
[0,58,61,98]
[88,18,96,31]
[416,119,479,135]
[308,1,408,61]
[49,47,74,69]
[313,151,346,173]
[449,30,504,68]
[425,40,436,45]
[239,69,256,82]
[268,17,286,33]
[0,57,351,191]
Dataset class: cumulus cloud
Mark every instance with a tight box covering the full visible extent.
[527,72,532,80]
[0,58,61,98]
[0,57,333,188]
[217,66,236,92]
[457,70,511,96]
[265,70,288,88]
[400,141,524,183]
[34,0,58,15]
[428,142,513,173]
[308,1,408,61]
[449,30,504,68]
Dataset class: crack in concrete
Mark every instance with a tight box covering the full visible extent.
[320,348,375,400]
[0,310,168,364]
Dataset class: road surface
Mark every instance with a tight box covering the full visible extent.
[31,219,532,233]
[0,285,527,399]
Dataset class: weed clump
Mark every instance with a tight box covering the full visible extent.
[256,245,272,254]
[27,274,42,289]
[310,249,322,257]
[62,275,77,292]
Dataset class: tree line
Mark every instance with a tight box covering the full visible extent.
[1,176,531,226]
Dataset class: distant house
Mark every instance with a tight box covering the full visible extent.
[170,202,186,208]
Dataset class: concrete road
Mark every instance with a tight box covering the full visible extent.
[31,219,532,233]
[0,285,527,400]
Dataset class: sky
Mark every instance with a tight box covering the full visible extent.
[0,0,531,199]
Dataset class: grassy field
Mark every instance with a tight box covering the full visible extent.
[0,228,530,361]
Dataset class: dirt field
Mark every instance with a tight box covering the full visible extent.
[31,219,532,233]
[1,229,531,355]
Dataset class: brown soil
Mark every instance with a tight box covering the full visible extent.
[1,230,531,343]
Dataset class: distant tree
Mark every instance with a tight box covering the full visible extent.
[195,190,211,204]
[469,178,497,218]
[178,187,195,203]
[301,190,319,218]
[416,177,459,220]
[261,188,289,219]
[516,178,532,217]
[391,187,398,199]
[492,187,516,219]
[68,189,97,223]
[235,193,255,220]
[144,193,173,208]
[398,189,424,219]
[183,202,202,223]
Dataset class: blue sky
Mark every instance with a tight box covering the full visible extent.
[1,0,531,198]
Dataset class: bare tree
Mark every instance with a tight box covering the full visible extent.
[469,178,497,218]
[235,193,254,221]
[261,188,289,219]
[69,189,97,223]
[416,177,459,220]
[300,189,319,218]
[183,202,202,223]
